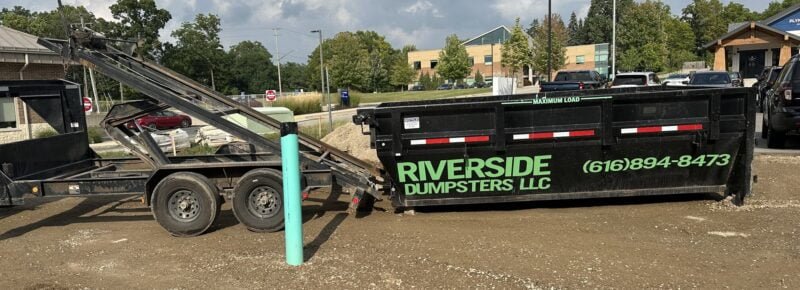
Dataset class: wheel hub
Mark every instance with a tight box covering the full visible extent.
[168,190,201,221]
[248,186,280,218]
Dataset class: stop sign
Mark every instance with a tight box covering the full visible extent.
[265,90,277,102]
[82,97,93,112]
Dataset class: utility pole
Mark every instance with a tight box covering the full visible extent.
[311,30,332,131]
[273,28,283,98]
[547,0,552,82]
[612,0,617,79]
[325,66,332,132]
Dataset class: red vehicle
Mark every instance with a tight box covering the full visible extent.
[127,111,192,130]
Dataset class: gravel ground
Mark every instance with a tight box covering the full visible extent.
[0,154,798,289]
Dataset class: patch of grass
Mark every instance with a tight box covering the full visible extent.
[273,93,322,115]
[180,143,218,156]
[351,88,490,104]
[33,128,58,139]
[87,127,105,144]
[299,120,349,140]
[98,151,132,158]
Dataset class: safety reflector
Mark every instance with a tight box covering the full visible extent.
[620,123,703,134]
[410,135,490,145]
[513,129,595,140]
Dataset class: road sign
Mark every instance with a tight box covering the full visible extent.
[265,90,277,102]
[82,97,93,113]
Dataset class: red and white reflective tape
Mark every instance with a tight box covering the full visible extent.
[513,129,595,140]
[620,123,703,135]
[410,135,490,145]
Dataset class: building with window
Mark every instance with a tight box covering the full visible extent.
[0,25,72,144]
[407,26,535,86]
[705,4,800,81]
[562,43,610,77]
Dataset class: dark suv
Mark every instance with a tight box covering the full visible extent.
[762,56,800,148]
[754,66,782,112]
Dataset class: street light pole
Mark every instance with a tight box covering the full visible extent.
[273,28,283,98]
[612,0,616,79]
[311,29,332,132]
[547,0,552,82]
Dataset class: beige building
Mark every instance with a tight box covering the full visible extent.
[561,43,610,79]
[408,26,534,86]
[0,25,72,144]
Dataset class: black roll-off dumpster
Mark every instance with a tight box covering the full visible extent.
[354,87,755,208]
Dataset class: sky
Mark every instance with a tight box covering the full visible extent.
[2,0,772,64]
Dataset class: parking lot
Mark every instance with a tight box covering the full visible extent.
[1,154,797,289]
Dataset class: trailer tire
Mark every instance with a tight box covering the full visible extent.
[151,172,220,237]
[767,126,786,149]
[232,169,285,233]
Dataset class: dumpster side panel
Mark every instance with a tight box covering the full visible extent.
[368,88,753,207]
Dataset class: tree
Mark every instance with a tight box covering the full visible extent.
[228,41,277,94]
[567,12,581,46]
[328,32,370,90]
[721,2,757,24]
[108,0,172,58]
[389,58,415,91]
[355,31,394,92]
[682,0,726,60]
[583,0,635,44]
[530,14,568,77]
[474,70,484,84]
[437,34,471,83]
[761,0,800,19]
[281,62,309,91]
[618,0,671,72]
[162,14,230,93]
[419,72,433,90]
[526,19,539,38]
[665,17,698,70]
[501,18,533,79]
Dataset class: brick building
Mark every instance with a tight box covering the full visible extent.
[407,26,535,86]
[0,25,73,144]
[562,43,610,77]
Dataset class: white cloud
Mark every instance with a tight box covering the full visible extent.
[403,0,443,18]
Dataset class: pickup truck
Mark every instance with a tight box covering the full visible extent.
[539,70,607,92]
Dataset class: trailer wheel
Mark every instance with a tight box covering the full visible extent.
[767,126,786,149]
[232,169,285,233]
[151,172,221,237]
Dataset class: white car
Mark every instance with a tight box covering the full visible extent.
[662,73,690,86]
[611,72,660,88]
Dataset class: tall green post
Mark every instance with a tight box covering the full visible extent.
[280,122,303,266]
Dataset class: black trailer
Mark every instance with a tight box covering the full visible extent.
[1,26,384,237]
[354,86,755,208]
[0,80,150,207]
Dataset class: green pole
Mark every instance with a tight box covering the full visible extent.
[280,122,303,266]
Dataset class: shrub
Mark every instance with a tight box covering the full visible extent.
[273,93,322,115]
[33,128,58,139]
[87,127,105,144]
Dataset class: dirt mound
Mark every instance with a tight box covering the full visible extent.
[321,123,382,168]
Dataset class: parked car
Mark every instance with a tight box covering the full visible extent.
[127,110,192,131]
[687,71,734,88]
[662,73,690,86]
[754,66,783,112]
[728,71,744,87]
[610,72,660,88]
[410,85,424,91]
[454,83,468,89]
[539,70,607,92]
[437,83,453,90]
[762,55,800,148]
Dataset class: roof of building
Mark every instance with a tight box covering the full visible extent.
[761,3,800,25]
[0,25,55,54]
[462,26,512,46]
[703,21,800,49]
